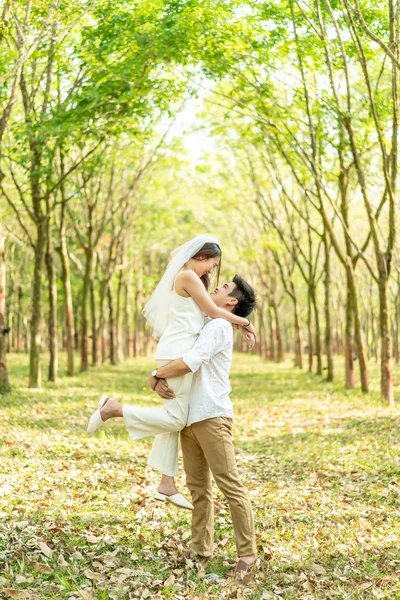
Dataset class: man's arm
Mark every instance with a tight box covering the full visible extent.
[157,358,191,378]
[147,359,191,396]
[148,320,232,398]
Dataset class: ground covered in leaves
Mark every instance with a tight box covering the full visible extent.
[1,353,400,599]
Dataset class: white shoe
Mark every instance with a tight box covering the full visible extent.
[155,491,194,511]
[87,395,109,433]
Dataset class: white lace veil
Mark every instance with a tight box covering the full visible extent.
[142,234,221,339]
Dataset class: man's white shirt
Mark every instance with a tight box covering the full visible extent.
[182,318,234,426]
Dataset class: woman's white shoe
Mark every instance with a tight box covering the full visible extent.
[87,395,109,433]
[155,491,194,511]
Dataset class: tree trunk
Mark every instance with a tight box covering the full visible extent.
[292,291,303,368]
[80,247,94,372]
[16,285,23,353]
[0,228,10,392]
[108,283,117,365]
[124,282,132,358]
[344,276,355,388]
[133,290,139,358]
[98,280,108,363]
[310,287,322,376]
[273,303,284,362]
[348,269,369,393]
[59,231,75,376]
[268,304,275,361]
[90,281,98,366]
[323,233,333,381]
[116,269,124,363]
[378,277,394,404]
[45,217,58,382]
[29,218,46,388]
[307,286,313,372]
[394,281,400,364]
[259,300,267,359]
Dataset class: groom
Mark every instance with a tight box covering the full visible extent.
[147,275,258,576]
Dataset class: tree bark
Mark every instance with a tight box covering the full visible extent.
[80,246,94,372]
[348,270,369,392]
[16,285,23,353]
[394,275,400,363]
[344,277,355,388]
[307,286,313,372]
[292,292,303,368]
[268,304,275,361]
[116,269,124,363]
[45,214,58,382]
[323,231,333,381]
[90,281,98,366]
[108,283,117,365]
[378,277,394,404]
[0,228,10,392]
[59,232,75,376]
[124,281,132,358]
[273,303,284,363]
[29,216,46,388]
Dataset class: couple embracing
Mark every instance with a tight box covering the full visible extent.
[87,234,258,576]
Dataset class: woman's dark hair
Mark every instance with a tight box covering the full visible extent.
[229,274,257,317]
[191,242,222,291]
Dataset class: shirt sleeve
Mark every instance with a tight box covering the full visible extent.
[182,319,232,373]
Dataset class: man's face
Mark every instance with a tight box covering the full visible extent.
[210,281,237,307]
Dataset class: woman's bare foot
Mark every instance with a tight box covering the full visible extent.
[100,397,123,422]
[157,474,179,496]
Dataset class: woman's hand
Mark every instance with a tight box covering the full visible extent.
[243,330,256,350]
[244,322,257,339]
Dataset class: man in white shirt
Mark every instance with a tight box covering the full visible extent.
[148,275,257,576]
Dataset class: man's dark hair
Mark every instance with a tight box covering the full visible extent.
[229,275,257,318]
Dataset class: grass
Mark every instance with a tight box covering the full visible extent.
[1,352,400,599]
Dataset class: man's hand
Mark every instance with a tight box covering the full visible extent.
[155,379,175,399]
[147,375,159,391]
[146,374,175,398]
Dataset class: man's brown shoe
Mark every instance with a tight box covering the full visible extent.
[227,558,256,577]
[183,549,213,562]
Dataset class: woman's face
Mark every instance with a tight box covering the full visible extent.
[194,256,220,277]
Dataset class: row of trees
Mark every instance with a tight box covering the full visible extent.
[1,0,400,405]
[195,0,399,404]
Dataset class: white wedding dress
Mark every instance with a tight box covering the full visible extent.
[123,280,205,476]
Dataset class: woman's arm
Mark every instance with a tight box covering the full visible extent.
[177,271,255,332]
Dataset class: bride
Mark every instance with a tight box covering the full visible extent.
[87,234,256,509]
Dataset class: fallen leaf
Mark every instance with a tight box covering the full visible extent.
[164,574,175,587]
[80,591,97,600]
[38,542,52,558]
[309,563,326,575]
[1,591,30,599]
[36,564,53,574]
[86,534,98,544]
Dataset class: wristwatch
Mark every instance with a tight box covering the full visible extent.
[151,369,160,380]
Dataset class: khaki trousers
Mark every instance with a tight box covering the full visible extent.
[180,417,257,558]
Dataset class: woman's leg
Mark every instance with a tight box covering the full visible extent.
[122,368,192,441]
[146,364,193,496]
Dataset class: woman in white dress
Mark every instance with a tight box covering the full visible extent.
[87,234,256,509]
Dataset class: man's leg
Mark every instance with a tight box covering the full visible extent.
[180,426,214,557]
[191,418,257,561]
